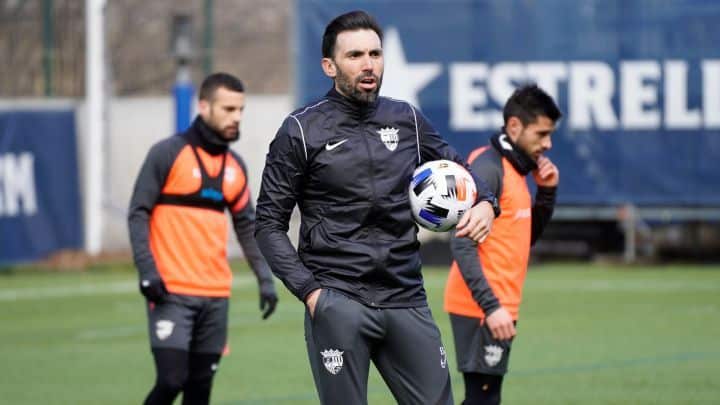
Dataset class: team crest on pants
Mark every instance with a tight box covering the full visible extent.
[156,320,175,340]
[321,349,344,375]
[484,345,504,367]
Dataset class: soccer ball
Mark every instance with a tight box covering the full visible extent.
[409,160,477,232]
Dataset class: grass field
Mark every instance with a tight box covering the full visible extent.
[1,262,719,404]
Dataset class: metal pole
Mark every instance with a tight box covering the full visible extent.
[172,14,195,133]
[203,0,214,75]
[174,66,194,133]
[85,0,106,255]
[43,0,54,96]
[621,204,637,263]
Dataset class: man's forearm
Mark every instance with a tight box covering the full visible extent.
[451,232,501,314]
[255,225,320,301]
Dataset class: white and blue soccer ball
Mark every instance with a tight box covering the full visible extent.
[409,160,477,232]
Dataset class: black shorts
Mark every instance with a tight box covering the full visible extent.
[449,313,515,376]
[146,293,228,354]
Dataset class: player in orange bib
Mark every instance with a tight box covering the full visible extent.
[444,85,562,404]
[128,73,278,405]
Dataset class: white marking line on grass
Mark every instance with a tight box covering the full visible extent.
[423,277,720,292]
[530,279,720,292]
[77,326,144,340]
[0,281,137,301]
[512,351,720,376]
[0,276,254,302]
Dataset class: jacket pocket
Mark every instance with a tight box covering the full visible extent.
[309,203,370,251]
[376,195,416,241]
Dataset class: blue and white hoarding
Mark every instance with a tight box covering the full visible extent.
[295,0,720,206]
[0,110,83,263]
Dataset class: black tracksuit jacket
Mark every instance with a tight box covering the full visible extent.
[255,88,495,308]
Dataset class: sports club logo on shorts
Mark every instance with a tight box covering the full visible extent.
[484,345,504,367]
[155,320,175,341]
[377,126,399,151]
[320,349,344,375]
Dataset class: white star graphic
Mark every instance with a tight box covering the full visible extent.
[379,27,442,110]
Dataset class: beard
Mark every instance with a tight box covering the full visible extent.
[220,125,240,141]
[516,131,542,161]
[207,111,240,142]
[335,68,382,104]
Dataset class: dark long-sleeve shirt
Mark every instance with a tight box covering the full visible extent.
[445,138,556,319]
[128,117,273,297]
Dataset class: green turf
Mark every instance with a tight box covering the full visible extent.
[1,263,719,404]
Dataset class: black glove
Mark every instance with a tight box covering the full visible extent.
[139,277,168,303]
[259,280,278,320]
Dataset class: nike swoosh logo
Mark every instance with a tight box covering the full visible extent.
[325,139,348,151]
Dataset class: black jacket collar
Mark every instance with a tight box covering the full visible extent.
[183,116,230,156]
[326,87,378,120]
[490,132,537,175]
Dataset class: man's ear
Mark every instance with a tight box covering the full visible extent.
[321,58,337,78]
[506,116,523,141]
[198,99,210,116]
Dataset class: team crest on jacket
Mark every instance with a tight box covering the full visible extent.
[377,126,399,151]
[484,345,504,367]
[321,349,344,375]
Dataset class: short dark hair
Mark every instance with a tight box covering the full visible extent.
[322,10,383,59]
[198,72,244,101]
[503,84,562,126]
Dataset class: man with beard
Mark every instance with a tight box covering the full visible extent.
[444,84,561,404]
[128,72,278,405]
[255,10,499,405]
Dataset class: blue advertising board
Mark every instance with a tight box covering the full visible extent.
[0,110,83,263]
[295,0,720,206]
